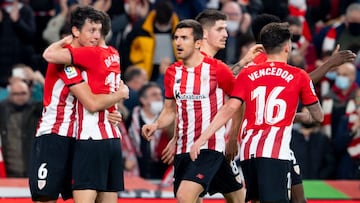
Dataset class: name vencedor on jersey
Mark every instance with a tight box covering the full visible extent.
[248,65,294,83]
[105,54,120,68]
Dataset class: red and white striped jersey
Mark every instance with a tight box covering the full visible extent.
[69,45,121,140]
[36,63,83,138]
[164,55,235,154]
[232,61,319,161]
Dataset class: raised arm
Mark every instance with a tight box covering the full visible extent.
[42,35,73,64]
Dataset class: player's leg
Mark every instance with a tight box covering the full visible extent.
[95,192,118,203]
[73,190,97,203]
[173,150,224,203]
[176,180,205,203]
[29,134,75,203]
[291,184,306,203]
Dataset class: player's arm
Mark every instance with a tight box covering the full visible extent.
[225,104,244,161]
[42,35,73,64]
[142,99,176,141]
[190,98,243,161]
[309,45,355,84]
[69,80,129,113]
[231,44,264,75]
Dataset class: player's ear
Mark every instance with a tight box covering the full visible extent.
[203,29,208,39]
[72,26,80,38]
[195,39,202,49]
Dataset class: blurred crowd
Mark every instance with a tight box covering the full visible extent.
[1,0,360,182]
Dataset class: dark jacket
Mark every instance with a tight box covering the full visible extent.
[290,129,336,179]
[0,100,42,177]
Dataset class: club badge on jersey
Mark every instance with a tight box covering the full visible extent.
[64,65,78,79]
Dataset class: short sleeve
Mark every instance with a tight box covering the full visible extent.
[68,46,99,70]
[215,60,235,95]
[58,64,83,86]
[230,69,247,102]
[164,66,175,99]
[300,71,319,106]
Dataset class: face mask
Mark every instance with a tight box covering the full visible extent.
[150,101,163,115]
[226,20,239,32]
[291,34,301,43]
[335,75,351,90]
[325,71,337,80]
[348,23,360,36]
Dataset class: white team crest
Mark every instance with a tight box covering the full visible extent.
[294,165,301,175]
[38,180,46,190]
[64,65,78,79]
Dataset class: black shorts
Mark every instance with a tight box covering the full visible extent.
[173,149,243,197]
[240,158,291,203]
[29,134,75,201]
[72,138,124,192]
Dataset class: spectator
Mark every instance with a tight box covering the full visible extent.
[0,79,42,177]
[216,1,251,64]
[291,114,336,179]
[0,0,36,87]
[333,88,360,179]
[170,0,207,20]
[127,82,169,179]
[322,62,359,138]
[313,3,360,58]
[125,0,179,81]
[123,66,148,113]
[42,0,78,44]
[9,63,45,102]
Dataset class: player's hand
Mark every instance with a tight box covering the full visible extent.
[225,139,238,162]
[142,123,158,141]
[161,137,176,164]
[61,35,73,46]
[325,46,356,71]
[190,139,205,161]
[240,44,264,66]
[118,80,129,99]
[108,110,122,126]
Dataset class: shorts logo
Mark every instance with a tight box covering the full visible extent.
[294,165,300,175]
[196,173,204,180]
[64,65,78,79]
[38,180,46,190]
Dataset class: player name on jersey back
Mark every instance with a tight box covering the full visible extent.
[247,66,294,83]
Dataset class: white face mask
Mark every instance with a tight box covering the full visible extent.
[150,101,164,115]
[155,22,172,32]
[226,20,239,32]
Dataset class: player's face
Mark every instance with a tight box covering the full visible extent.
[75,19,102,47]
[174,28,200,61]
[204,20,228,51]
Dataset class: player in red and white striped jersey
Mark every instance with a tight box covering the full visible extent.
[42,10,128,203]
[191,23,324,203]
[143,20,243,203]
[30,7,126,203]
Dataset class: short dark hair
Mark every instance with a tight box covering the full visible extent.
[155,0,173,24]
[99,11,111,37]
[260,22,291,54]
[70,6,103,31]
[138,82,161,99]
[285,16,302,27]
[124,67,143,83]
[195,9,227,29]
[175,19,203,41]
[252,14,281,43]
